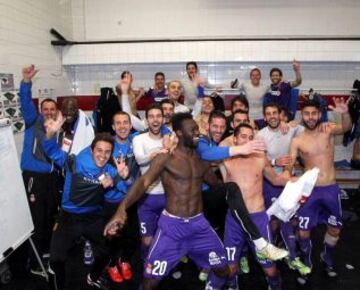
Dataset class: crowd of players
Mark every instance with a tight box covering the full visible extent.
[18,62,355,290]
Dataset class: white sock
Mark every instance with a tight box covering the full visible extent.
[253,238,268,251]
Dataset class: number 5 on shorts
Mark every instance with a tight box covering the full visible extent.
[140,222,147,234]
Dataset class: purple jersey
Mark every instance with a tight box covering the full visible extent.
[137,194,166,237]
[224,210,273,268]
[144,211,227,280]
[297,184,342,230]
[269,81,292,110]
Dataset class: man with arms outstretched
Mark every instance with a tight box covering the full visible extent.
[285,98,352,278]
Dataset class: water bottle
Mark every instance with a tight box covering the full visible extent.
[84,241,94,265]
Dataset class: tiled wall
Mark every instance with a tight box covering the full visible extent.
[65,62,360,95]
[0,0,74,98]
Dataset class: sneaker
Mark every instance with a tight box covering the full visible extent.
[107,266,123,283]
[198,269,209,282]
[118,260,132,280]
[239,257,250,274]
[256,243,289,261]
[288,257,311,275]
[87,274,109,290]
[320,253,337,277]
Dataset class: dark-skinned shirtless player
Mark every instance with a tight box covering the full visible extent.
[104,113,288,290]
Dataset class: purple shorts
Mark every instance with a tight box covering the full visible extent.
[263,179,283,209]
[224,210,273,268]
[297,184,342,231]
[137,194,166,237]
[144,211,227,279]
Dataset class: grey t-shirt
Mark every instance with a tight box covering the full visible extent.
[257,125,304,173]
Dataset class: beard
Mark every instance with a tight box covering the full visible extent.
[303,119,321,130]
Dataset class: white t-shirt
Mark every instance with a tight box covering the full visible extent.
[132,132,164,194]
[257,125,304,173]
[240,82,269,119]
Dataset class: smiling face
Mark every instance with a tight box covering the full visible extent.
[302,106,321,130]
[61,98,79,124]
[201,96,215,114]
[234,126,254,146]
[208,117,226,143]
[180,118,200,148]
[92,141,113,167]
[186,64,198,79]
[147,108,163,135]
[264,105,281,129]
[41,101,57,120]
[161,102,174,125]
[112,113,131,142]
[155,74,165,90]
[250,69,261,86]
[232,112,249,129]
[168,81,182,101]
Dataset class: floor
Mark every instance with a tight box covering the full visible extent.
[2,188,360,290]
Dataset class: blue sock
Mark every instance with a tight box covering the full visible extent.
[299,237,312,268]
[280,221,297,260]
[206,270,227,290]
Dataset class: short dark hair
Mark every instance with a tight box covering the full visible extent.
[155,72,165,79]
[171,112,193,132]
[302,99,320,111]
[209,110,226,124]
[121,70,131,79]
[91,133,114,153]
[263,102,281,115]
[270,68,283,77]
[186,61,198,71]
[40,98,57,110]
[232,109,249,122]
[234,123,254,137]
[160,98,175,108]
[230,95,249,111]
[250,68,261,76]
[145,103,163,119]
[112,111,131,124]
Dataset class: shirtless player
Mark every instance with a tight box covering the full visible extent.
[104,113,287,290]
[285,98,352,277]
[216,123,291,290]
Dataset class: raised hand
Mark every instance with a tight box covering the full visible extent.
[292,59,301,72]
[120,75,131,94]
[22,65,39,82]
[113,155,129,179]
[328,97,350,114]
[44,111,65,137]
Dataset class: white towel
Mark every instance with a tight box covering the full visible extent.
[70,109,95,155]
[266,167,320,222]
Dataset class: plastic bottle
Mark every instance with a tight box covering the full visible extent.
[84,241,94,265]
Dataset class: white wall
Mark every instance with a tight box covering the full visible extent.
[73,0,360,40]
[0,0,74,97]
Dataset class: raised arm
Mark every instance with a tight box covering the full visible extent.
[327,97,352,135]
[284,137,299,174]
[42,112,67,167]
[290,60,302,88]
[19,65,40,126]
[119,76,147,131]
[104,153,169,236]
